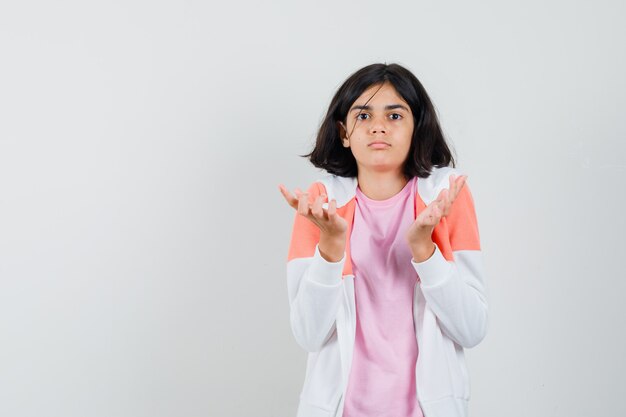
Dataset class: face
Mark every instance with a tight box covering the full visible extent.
[338,81,414,176]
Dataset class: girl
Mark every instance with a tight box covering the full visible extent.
[278,63,488,417]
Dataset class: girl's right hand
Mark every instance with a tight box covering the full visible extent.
[278,184,348,239]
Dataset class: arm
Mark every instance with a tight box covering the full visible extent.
[411,182,489,348]
[286,182,346,352]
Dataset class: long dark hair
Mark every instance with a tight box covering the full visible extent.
[301,63,456,178]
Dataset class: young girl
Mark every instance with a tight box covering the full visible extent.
[278,63,488,417]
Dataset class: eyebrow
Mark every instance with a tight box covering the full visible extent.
[350,104,410,112]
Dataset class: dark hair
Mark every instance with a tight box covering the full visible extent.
[301,63,456,178]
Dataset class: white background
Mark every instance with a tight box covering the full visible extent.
[1,1,625,416]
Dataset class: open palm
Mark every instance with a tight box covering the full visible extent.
[278,184,348,238]
[406,174,468,244]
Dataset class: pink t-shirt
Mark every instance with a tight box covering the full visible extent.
[342,176,424,417]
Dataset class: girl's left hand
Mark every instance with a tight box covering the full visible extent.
[405,174,468,246]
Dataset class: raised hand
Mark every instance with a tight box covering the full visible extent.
[405,174,468,247]
[278,183,348,241]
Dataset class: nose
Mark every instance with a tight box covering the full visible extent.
[369,116,387,135]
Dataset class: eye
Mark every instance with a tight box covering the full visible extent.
[390,113,402,120]
[356,113,370,120]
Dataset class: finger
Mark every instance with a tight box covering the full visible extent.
[320,193,328,217]
[457,175,467,186]
[435,193,449,215]
[311,194,325,219]
[450,175,467,202]
[421,200,442,225]
[437,192,449,213]
[450,176,461,200]
[442,176,467,215]
[432,202,440,217]
[279,184,299,208]
[426,205,441,226]
[327,198,337,218]
[426,195,444,221]
[297,192,310,216]
[434,199,446,219]
[435,192,447,215]
[435,188,450,205]
[452,174,464,201]
[449,174,458,198]
[445,175,463,203]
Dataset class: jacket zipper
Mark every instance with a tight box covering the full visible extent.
[337,275,355,417]
[413,279,421,403]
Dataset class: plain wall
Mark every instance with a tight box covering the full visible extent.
[1,0,625,416]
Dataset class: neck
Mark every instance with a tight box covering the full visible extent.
[356,168,409,201]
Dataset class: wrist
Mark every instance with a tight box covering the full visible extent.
[406,225,433,245]
[410,240,436,263]
[319,232,346,262]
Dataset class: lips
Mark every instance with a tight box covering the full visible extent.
[368,141,391,148]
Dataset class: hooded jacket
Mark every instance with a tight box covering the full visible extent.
[286,166,489,417]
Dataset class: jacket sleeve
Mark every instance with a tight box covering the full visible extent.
[411,179,489,349]
[286,181,346,353]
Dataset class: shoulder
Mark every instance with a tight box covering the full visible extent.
[417,166,468,205]
[306,173,358,209]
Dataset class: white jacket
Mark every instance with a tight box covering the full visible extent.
[286,166,489,417]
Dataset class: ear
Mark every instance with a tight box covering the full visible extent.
[337,121,346,138]
[337,121,350,148]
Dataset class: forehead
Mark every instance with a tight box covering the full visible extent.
[353,82,407,106]
[348,82,411,115]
